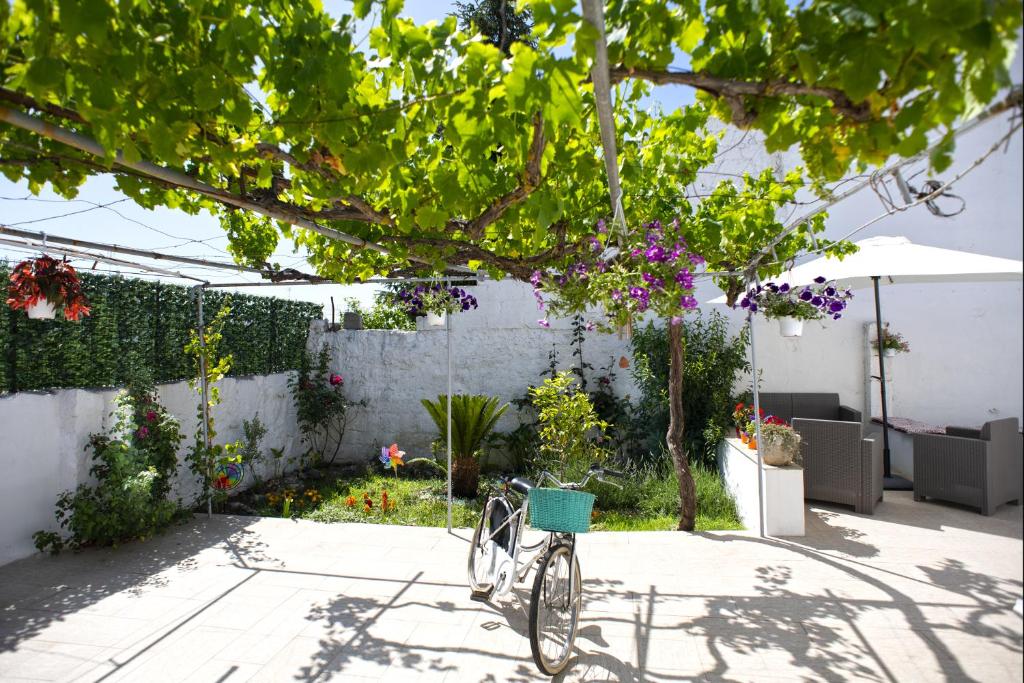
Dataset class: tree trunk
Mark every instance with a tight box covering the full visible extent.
[668,318,696,530]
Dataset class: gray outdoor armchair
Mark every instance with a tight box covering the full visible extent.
[759,392,883,514]
[912,418,1023,515]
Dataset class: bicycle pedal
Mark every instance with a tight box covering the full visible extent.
[470,588,494,603]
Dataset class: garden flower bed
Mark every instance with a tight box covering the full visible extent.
[223,465,743,532]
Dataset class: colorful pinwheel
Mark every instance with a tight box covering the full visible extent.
[379,443,405,478]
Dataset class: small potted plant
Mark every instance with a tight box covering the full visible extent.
[388,283,478,329]
[732,402,758,440]
[6,255,91,321]
[758,419,801,467]
[871,325,910,358]
[739,277,853,337]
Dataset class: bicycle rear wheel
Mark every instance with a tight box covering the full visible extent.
[468,496,515,593]
[528,540,582,676]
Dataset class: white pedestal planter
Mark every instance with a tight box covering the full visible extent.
[26,300,58,320]
[718,438,805,536]
[777,316,803,337]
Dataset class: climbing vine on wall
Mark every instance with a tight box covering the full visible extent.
[0,264,322,393]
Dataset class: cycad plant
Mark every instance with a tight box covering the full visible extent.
[422,394,508,497]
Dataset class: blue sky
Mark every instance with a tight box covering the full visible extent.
[0,1,688,310]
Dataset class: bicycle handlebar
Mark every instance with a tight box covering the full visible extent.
[538,465,626,490]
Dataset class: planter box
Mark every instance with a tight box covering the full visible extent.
[717,437,805,536]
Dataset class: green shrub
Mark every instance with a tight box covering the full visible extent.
[530,371,608,480]
[343,296,415,331]
[240,414,268,482]
[291,344,365,466]
[629,311,750,470]
[34,371,185,554]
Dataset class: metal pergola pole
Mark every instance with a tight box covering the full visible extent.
[195,285,213,518]
[446,277,453,533]
[747,275,767,538]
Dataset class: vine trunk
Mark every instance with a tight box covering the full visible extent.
[668,319,696,530]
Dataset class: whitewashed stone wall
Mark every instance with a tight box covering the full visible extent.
[0,372,304,566]
[307,279,636,463]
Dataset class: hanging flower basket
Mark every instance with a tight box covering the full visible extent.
[777,316,804,337]
[26,299,59,320]
[871,325,910,357]
[6,256,91,321]
[738,277,853,337]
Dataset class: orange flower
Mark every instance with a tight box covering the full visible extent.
[344,495,357,507]
[363,503,372,513]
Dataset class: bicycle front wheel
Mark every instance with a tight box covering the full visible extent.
[528,540,582,676]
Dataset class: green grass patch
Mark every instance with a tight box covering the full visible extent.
[253,466,742,533]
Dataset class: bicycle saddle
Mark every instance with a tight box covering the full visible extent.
[509,476,535,495]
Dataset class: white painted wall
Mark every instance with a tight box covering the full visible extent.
[687,43,1024,480]
[0,372,304,566]
[308,279,636,463]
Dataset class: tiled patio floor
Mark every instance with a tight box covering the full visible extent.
[1,491,1021,682]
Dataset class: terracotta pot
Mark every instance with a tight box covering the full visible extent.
[451,456,480,499]
[740,432,749,444]
[747,438,757,450]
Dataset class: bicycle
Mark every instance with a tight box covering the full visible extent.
[466,463,623,676]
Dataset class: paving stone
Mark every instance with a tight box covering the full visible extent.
[0,492,1018,682]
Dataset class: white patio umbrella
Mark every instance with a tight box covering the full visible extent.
[711,235,1023,490]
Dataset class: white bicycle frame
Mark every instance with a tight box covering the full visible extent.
[471,469,618,599]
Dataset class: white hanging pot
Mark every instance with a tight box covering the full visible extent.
[883,348,897,358]
[777,316,803,338]
[26,299,58,320]
[425,311,446,328]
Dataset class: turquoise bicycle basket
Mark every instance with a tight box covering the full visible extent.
[528,488,595,534]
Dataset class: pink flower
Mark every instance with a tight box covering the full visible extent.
[145,410,157,422]
[537,319,550,328]
[136,426,149,439]
[330,374,343,386]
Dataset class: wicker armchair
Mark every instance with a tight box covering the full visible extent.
[912,418,1023,515]
[759,392,883,514]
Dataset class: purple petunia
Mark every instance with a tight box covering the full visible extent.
[644,244,667,263]
[537,319,550,328]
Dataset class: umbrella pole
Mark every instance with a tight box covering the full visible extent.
[873,276,912,490]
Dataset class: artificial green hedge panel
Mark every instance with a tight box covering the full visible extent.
[0,265,323,393]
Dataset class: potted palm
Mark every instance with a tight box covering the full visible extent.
[739,277,853,337]
[422,394,508,498]
[6,256,91,321]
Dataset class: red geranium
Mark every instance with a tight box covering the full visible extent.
[6,256,91,321]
